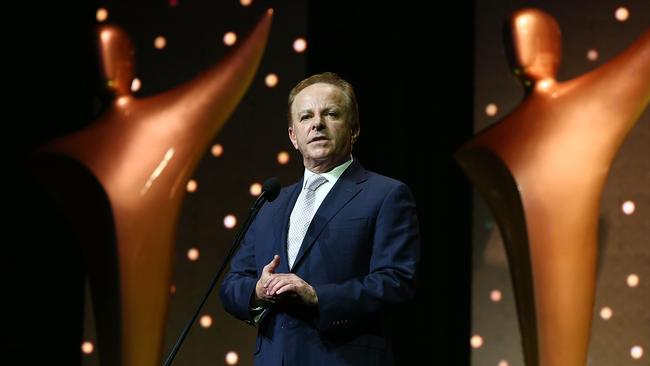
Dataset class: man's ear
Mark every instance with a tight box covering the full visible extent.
[288,126,299,149]
[351,126,360,143]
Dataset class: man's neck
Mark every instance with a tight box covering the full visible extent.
[305,156,352,174]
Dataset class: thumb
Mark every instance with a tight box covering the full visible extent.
[263,255,281,273]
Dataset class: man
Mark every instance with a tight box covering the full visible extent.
[219,72,420,365]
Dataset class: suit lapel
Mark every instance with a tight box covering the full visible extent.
[271,182,301,273]
[291,161,368,272]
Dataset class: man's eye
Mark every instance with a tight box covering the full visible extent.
[300,115,310,121]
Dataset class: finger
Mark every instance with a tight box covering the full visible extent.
[268,254,281,271]
[263,255,281,273]
[268,279,290,296]
[263,273,277,288]
[265,276,285,295]
[275,283,296,296]
[264,272,291,288]
[270,276,300,296]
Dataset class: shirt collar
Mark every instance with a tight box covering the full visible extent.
[302,156,354,189]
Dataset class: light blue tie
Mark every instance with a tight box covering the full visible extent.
[287,174,328,269]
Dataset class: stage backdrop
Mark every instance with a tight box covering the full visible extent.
[78,1,307,365]
[471,1,649,365]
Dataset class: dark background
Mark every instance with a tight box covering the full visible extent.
[5,1,472,365]
[5,0,647,365]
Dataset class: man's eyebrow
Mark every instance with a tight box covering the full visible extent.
[323,105,340,111]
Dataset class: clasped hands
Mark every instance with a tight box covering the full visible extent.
[254,255,318,306]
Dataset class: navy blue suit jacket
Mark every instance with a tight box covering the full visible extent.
[219,160,420,365]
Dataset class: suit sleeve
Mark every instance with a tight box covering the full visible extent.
[219,215,260,325]
[312,183,420,332]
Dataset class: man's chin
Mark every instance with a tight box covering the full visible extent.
[306,147,331,159]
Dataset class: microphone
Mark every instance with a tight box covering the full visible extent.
[163,177,281,366]
[261,177,281,202]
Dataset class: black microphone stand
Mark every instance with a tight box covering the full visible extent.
[162,187,273,366]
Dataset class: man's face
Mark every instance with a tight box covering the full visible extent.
[288,83,359,172]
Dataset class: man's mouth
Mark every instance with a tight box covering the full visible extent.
[309,136,328,143]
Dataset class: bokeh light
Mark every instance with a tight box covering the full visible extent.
[81,341,94,355]
[186,179,198,192]
[187,248,199,261]
[211,144,224,157]
[470,334,483,349]
[277,151,290,165]
[250,183,262,196]
[485,103,498,117]
[223,32,237,46]
[225,351,239,365]
[587,49,599,61]
[154,36,167,50]
[131,78,141,92]
[630,345,643,359]
[224,215,237,229]
[600,306,613,320]
[622,200,635,215]
[96,8,108,22]
[490,289,502,303]
[265,73,278,88]
[200,314,213,328]
[615,7,629,22]
[293,38,307,53]
[627,274,639,288]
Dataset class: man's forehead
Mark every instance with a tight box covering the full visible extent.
[293,83,348,110]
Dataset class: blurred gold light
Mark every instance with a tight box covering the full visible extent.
[516,15,530,27]
[470,334,483,349]
[211,144,224,157]
[498,361,509,366]
[265,73,279,88]
[186,179,198,192]
[587,49,599,61]
[538,79,553,91]
[277,151,290,165]
[615,7,630,22]
[224,215,237,229]
[187,248,199,261]
[131,78,141,92]
[116,96,130,108]
[170,284,176,295]
[627,274,639,288]
[81,341,94,354]
[630,345,643,360]
[96,8,108,22]
[485,103,498,117]
[622,200,635,215]
[490,289,502,302]
[225,351,240,365]
[200,314,213,328]
[154,36,167,50]
[240,0,252,6]
[223,32,237,46]
[600,306,613,320]
[250,183,262,196]
[293,38,307,53]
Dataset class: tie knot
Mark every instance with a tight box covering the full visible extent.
[305,174,328,192]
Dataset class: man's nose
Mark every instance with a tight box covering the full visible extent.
[311,115,325,129]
